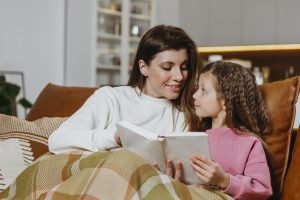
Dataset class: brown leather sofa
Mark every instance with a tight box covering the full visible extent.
[26,76,300,200]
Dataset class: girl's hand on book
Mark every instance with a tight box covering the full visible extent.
[190,155,229,189]
[114,132,122,146]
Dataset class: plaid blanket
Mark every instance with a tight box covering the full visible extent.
[0,150,232,200]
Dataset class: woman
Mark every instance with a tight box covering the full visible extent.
[1,26,232,200]
[48,25,200,154]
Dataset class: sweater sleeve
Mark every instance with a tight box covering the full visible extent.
[48,87,120,154]
[223,140,273,200]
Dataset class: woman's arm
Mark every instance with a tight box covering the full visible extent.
[48,87,120,154]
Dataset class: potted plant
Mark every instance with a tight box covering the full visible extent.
[0,74,32,116]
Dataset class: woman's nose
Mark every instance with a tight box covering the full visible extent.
[172,68,183,81]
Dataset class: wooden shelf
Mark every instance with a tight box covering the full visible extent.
[198,44,300,82]
[99,8,122,17]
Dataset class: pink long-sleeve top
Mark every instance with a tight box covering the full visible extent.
[207,128,273,200]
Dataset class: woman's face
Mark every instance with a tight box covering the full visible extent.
[139,49,189,99]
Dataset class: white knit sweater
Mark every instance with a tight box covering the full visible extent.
[48,86,186,154]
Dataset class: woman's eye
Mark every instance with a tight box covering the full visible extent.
[161,67,171,71]
[181,65,188,70]
[161,64,172,71]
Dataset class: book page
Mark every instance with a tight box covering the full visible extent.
[163,132,210,185]
[117,121,166,171]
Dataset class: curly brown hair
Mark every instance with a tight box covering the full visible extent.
[196,61,272,137]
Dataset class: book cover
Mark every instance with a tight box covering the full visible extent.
[116,120,211,185]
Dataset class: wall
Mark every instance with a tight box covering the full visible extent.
[156,0,180,26]
[0,0,65,106]
[65,0,96,87]
[179,0,300,46]
[178,0,300,128]
[0,0,299,125]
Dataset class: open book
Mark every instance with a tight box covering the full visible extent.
[116,120,210,185]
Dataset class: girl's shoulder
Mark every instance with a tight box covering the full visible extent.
[234,130,264,147]
[208,128,262,144]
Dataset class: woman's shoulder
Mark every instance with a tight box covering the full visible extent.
[94,85,134,95]
[92,86,140,103]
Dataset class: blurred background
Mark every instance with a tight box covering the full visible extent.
[0,0,299,123]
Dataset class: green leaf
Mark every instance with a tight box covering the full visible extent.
[1,83,20,99]
[18,98,32,108]
[0,75,5,83]
[0,95,10,106]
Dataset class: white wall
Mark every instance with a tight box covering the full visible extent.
[0,0,65,104]
[156,0,180,26]
[179,0,300,46]
[0,0,299,126]
[65,0,96,87]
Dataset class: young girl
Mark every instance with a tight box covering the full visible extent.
[191,61,273,200]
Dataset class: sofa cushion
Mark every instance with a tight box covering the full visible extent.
[260,76,300,194]
[0,114,66,191]
[26,83,97,121]
[281,125,300,200]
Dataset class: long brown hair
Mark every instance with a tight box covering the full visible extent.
[128,25,200,129]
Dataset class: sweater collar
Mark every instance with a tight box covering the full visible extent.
[134,87,173,107]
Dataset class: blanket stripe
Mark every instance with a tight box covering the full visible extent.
[0,150,232,200]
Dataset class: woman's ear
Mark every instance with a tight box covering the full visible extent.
[221,99,226,111]
[139,60,148,76]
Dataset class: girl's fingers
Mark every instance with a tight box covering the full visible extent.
[195,171,209,184]
[191,157,212,172]
[191,161,211,178]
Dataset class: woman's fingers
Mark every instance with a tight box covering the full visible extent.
[174,162,183,181]
[114,132,122,146]
[152,163,160,170]
[166,160,174,177]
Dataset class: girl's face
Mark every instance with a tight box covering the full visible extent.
[193,72,225,121]
[139,49,189,99]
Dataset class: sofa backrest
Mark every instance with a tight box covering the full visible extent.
[26,83,97,121]
[281,125,300,200]
[260,76,300,196]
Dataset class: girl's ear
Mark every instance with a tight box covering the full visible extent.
[139,60,148,76]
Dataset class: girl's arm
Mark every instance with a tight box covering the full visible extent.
[48,87,119,154]
[191,140,273,200]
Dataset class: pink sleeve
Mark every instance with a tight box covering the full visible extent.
[223,140,273,200]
